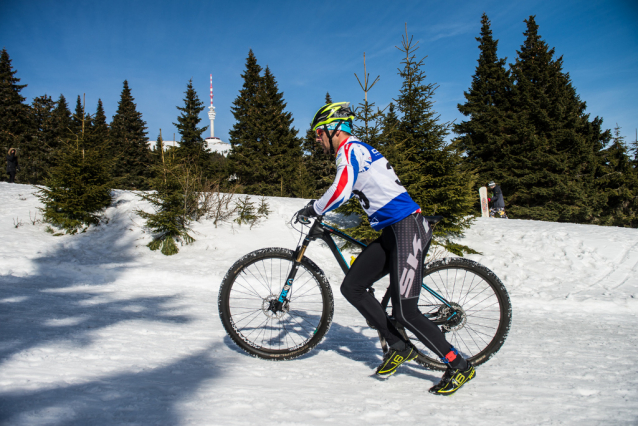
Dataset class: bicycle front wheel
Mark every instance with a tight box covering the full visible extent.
[218,247,334,360]
[389,257,511,370]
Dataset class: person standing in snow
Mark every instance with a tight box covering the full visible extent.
[488,181,507,218]
[295,102,475,395]
[6,148,19,183]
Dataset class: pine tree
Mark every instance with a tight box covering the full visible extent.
[351,53,385,146]
[334,55,385,243]
[52,94,72,143]
[256,66,303,197]
[228,54,302,197]
[27,95,57,183]
[597,125,638,226]
[0,48,31,182]
[151,130,165,164]
[38,98,112,234]
[92,99,109,149]
[391,27,477,255]
[454,14,513,201]
[378,103,399,157]
[174,79,208,159]
[137,150,196,256]
[71,95,88,136]
[109,80,151,190]
[301,92,336,198]
[506,16,609,222]
[228,50,263,190]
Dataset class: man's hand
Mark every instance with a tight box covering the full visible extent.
[295,201,317,223]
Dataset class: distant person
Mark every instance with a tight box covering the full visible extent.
[6,148,19,183]
[488,181,507,219]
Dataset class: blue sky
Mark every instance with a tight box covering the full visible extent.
[2,0,637,145]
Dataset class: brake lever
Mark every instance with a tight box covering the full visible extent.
[297,215,311,225]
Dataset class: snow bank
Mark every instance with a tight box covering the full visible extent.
[0,182,636,425]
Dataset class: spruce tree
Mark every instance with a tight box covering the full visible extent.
[228,50,263,190]
[151,130,165,164]
[228,54,302,197]
[38,98,112,234]
[92,99,109,149]
[71,95,88,136]
[454,14,513,200]
[52,94,72,143]
[255,66,303,197]
[597,125,638,226]
[27,95,57,183]
[351,54,384,146]
[301,92,336,198]
[109,80,151,190]
[334,57,385,243]
[506,16,609,222]
[173,79,208,160]
[0,48,31,182]
[137,150,196,256]
[378,103,399,156]
[391,27,476,255]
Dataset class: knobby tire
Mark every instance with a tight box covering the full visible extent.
[218,248,334,360]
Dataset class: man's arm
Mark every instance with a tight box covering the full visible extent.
[313,148,357,215]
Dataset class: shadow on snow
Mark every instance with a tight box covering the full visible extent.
[0,193,221,424]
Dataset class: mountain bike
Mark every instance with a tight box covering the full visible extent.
[218,213,511,370]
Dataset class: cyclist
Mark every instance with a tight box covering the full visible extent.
[296,102,475,395]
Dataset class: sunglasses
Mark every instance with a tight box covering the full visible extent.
[315,128,325,138]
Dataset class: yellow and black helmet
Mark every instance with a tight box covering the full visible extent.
[311,102,354,133]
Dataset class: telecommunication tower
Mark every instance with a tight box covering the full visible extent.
[206,74,220,141]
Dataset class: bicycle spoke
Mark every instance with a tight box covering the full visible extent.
[224,253,329,353]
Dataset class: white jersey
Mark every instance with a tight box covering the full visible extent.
[313,136,420,231]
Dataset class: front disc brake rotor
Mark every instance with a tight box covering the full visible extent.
[437,302,467,333]
[263,295,289,320]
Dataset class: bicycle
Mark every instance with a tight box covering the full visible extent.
[218,213,512,371]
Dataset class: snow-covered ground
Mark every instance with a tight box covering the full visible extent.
[0,182,636,425]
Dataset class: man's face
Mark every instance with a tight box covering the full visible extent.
[316,128,331,154]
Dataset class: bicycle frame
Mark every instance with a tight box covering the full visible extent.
[273,217,456,324]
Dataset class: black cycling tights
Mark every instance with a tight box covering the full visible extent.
[340,214,452,359]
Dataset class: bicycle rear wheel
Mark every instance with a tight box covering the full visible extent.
[388,257,511,370]
[218,247,334,360]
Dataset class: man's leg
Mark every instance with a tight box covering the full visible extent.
[386,215,455,359]
[340,238,404,348]
[388,215,476,394]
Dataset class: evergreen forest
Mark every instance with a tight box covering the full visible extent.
[1,14,636,248]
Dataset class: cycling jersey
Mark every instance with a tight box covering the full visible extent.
[313,136,420,230]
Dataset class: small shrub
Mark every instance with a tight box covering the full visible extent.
[234,195,258,227]
[257,196,271,217]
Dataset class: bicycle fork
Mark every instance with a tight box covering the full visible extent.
[269,237,312,315]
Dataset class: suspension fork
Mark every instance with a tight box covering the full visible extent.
[269,220,318,313]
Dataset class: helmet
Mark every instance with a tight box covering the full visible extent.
[311,102,354,132]
[488,181,495,187]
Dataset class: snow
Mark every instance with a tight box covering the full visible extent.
[147,140,230,156]
[0,182,637,425]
